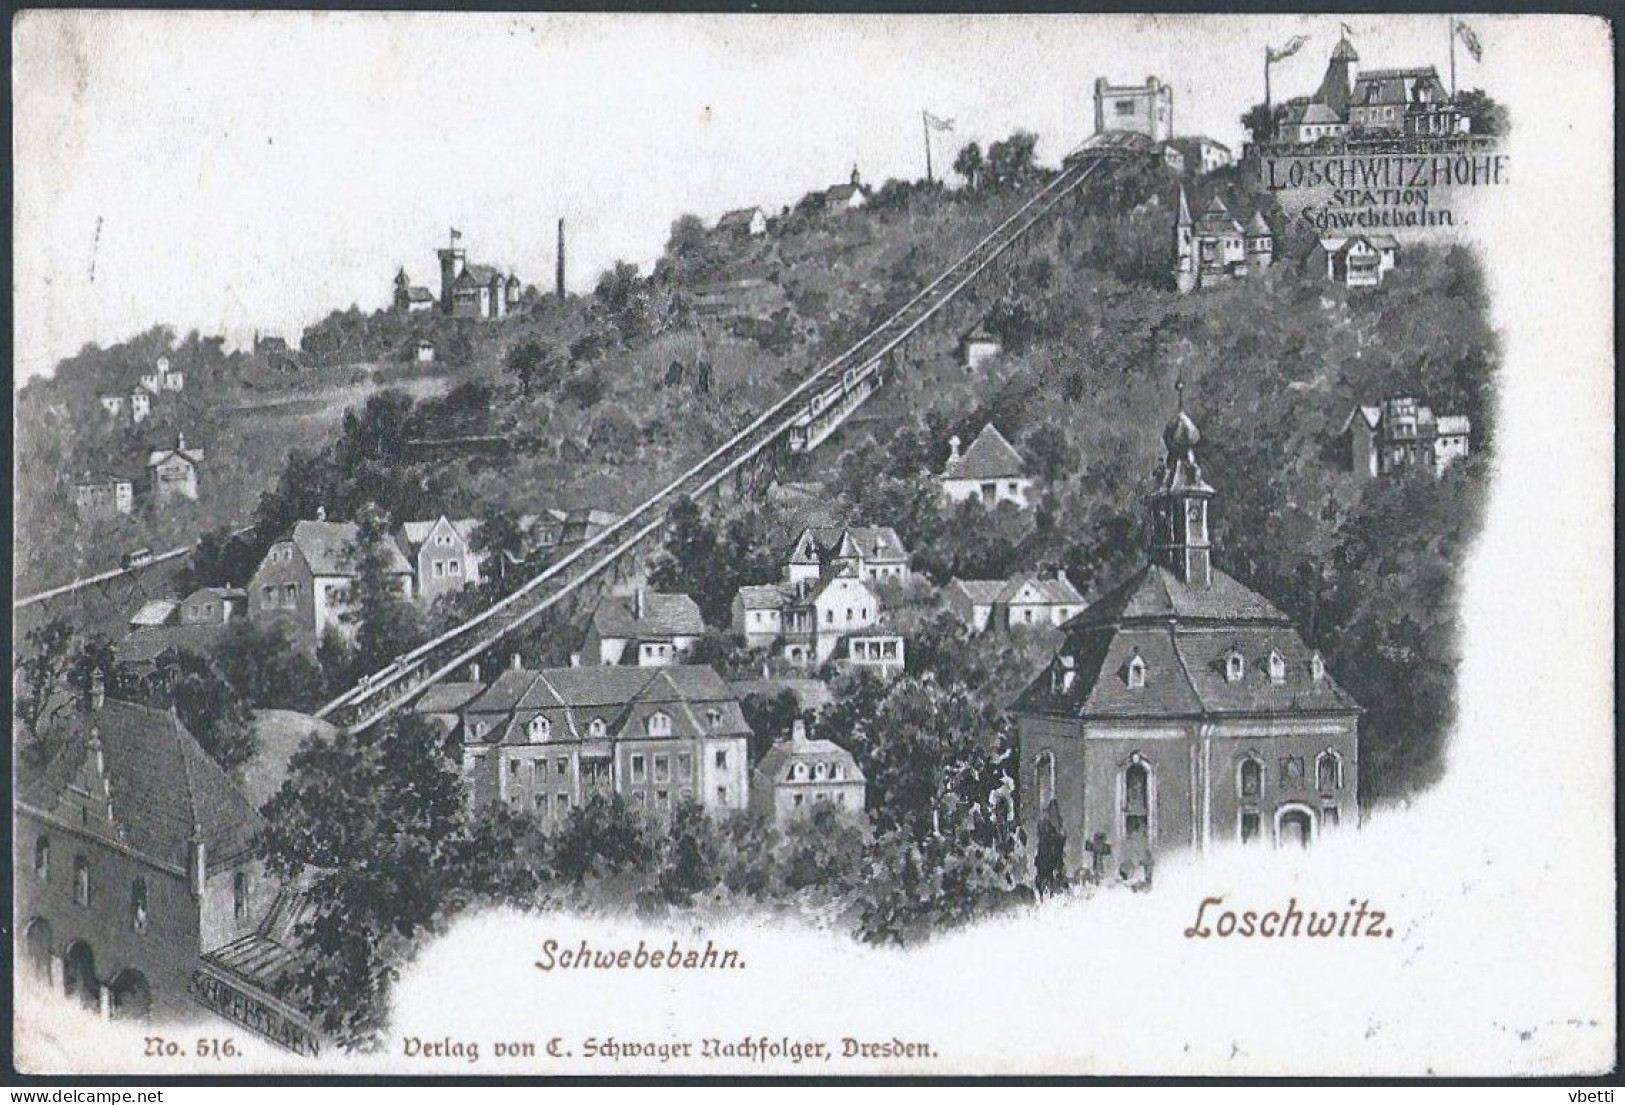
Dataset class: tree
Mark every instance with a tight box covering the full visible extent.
[985,131,1039,191]
[214,620,324,711]
[549,793,659,885]
[716,810,781,898]
[505,341,548,395]
[781,802,867,892]
[342,503,424,677]
[952,142,984,190]
[740,689,800,764]
[190,526,265,589]
[658,799,722,905]
[137,648,257,775]
[15,617,77,740]
[259,712,529,1049]
[1241,101,1278,143]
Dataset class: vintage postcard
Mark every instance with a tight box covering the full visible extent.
[10,11,1615,1080]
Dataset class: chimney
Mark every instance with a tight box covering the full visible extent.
[187,822,207,900]
[89,671,105,711]
[468,662,481,684]
[556,218,566,300]
[948,434,962,461]
[176,431,187,452]
[316,504,327,522]
[790,718,808,746]
[511,652,523,671]
[634,588,646,619]
[569,652,582,668]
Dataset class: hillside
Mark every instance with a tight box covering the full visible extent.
[16,144,1495,802]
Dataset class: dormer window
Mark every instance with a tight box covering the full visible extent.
[792,762,809,781]
[1309,652,1326,682]
[645,711,672,737]
[1126,653,1147,689]
[1224,650,1245,683]
[588,718,606,738]
[1053,655,1078,694]
[705,708,722,731]
[1267,650,1287,684]
[527,716,550,740]
[472,720,489,739]
[814,762,829,781]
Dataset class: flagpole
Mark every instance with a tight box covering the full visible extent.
[1449,16,1457,99]
[922,111,934,184]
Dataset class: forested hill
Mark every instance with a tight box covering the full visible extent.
[18,137,1495,802]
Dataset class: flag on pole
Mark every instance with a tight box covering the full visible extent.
[1266,34,1309,63]
[1340,21,1355,38]
[450,227,462,241]
[1455,20,1484,62]
[923,110,956,132]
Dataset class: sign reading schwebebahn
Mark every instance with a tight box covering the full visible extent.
[190,969,323,1058]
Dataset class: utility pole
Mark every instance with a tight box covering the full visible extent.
[922,110,934,184]
[1448,15,1457,99]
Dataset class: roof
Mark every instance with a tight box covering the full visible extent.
[591,590,705,641]
[942,424,1027,481]
[17,698,263,872]
[950,579,1007,606]
[736,582,792,611]
[793,525,910,566]
[1317,234,1400,255]
[184,586,246,604]
[1352,68,1444,107]
[129,599,180,627]
[756,735,864,787]
[116,623,231,666]
[415,682,486,715]
[464,263,502,283]
[1245,210,1272,236]
[1340,404,1383,435]
[76,472,135,487]
[287,519,413,578]
[996,572,1085,607]
[147,444,205,468]
[824,183,864,205]
[728,678,835,713]
[406,286,436,302]
[1435,415,1472,435]
[454,664,750,744]
[565,508,619,527]
[398,516,478,551]
[1194,196,1244,237]
[1014,567,1359,721]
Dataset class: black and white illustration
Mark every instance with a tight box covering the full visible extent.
[10,12,1614,1077]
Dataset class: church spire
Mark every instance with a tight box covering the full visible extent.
[1146,378,1216,587]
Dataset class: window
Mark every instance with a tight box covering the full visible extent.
[705,709,722,731]
[472,721,489,739]
[646,712,672,737]
[814,762,828,781]
[793,794,805,808]
[1268,651,1287,684]
[283,583,298,606]
[509,758,521,776]
[557,792,570,810]
[792,762,809,781]
[527,716,550,740]
[555,758,569,776]
[1230,753,1263,801]
[656,790,669,808]
[677,752,692,779]
[634,791,647,806]
[825,609,834,625]
[1310,652,1326,682]
[980,482,996,500]
[1322,804,1340,828]
[1007,482,1019,495]
[1241,811,1261,842]
[1126,654,1147,689]
[73,855,90,906]
[1122,760,1151,839]
[654,754,670,783]
[1115,99,1135,116]
[433,561,445,578]
[1280,756,1306,785]
[260,585,276,607]
[588,718,606,738]
[1316,750,1343,792]
[131,878,149,934]
[716,786,728,806]
[715,750,728,769]
[535,794,548,814]
[34,836,48,880]
[631,754,646,782]
[1035,750,1056,810]
[449,560,461,576]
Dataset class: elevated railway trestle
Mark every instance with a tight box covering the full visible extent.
[315,132,1145,732]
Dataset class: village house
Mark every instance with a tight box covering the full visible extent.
[959,325,1003,371]
[396,516,482,606]
[582,589,705,667]
[716,206,768,237]
[820,167,870,214]
[435,662,752,820]
[947,570,1085,633]
[560,508,619,546]
[1173,188,1274,294]
[247,518,414,643]
[128,599,180,630]
[13,686,292,1030]
[785,524,911,585]
[1093,76,1173,142]
[1306,235,1400,288]
[74,474,135,520]
[180,587,247,626]
[98,395,125,418]
[939,423,1034,509]
[1169,135,1234,174]
[392,268,438,312]
[435,236,522,320]
[129,392,151,424]
[732,567,901,672]
[750,719,866,825]
[1274,37,1469,146]
[1342,396,1472,479]
[146,433,204,504]
[1014,407,1361,876]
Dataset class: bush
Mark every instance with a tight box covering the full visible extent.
[550,793,659,885]
[854,817,1028,945]
[717,810,782,899]
[781,802,868,892]
[658,799,722,905]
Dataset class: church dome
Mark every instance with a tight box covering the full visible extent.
[1163,410,1201,453]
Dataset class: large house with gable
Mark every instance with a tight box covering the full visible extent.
[425,662,753,820]
[732,567,903,675]
[247,519,414,643]
[1014,406,1361,875]
[785,524,911,585]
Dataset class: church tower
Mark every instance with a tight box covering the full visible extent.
[1172,185,1196,294]
[1145,394,1216,588]
[1314,35,1358,116]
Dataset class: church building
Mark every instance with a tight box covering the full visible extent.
[1013,404,1361,874]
